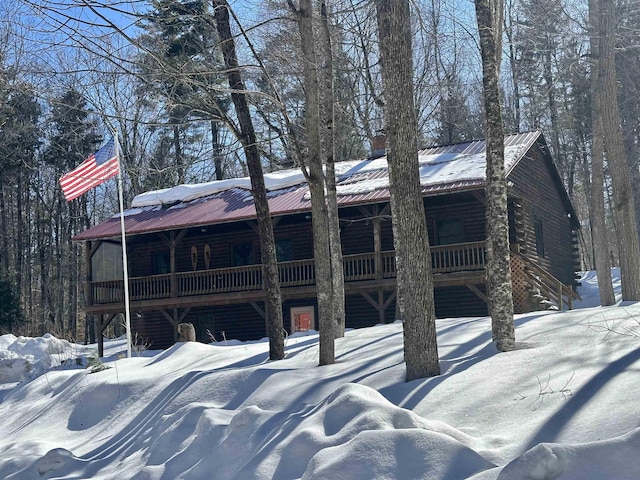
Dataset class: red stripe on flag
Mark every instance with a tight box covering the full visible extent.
[59,155,119,201]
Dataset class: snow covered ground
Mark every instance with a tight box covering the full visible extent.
[1,269,639,479]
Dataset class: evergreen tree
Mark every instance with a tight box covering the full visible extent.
[0,83,41,334]
[0,280,23,333]
[138,0,229,186]
[434,69,483,145]
[41,88,100,335]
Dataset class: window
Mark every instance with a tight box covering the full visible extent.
[436,219,464,245]
[232,242,254,266]
[291,306,315,333]
[534,219,545,257]
[91,242,123,281]
[276,239,294,262]
[153,252,171,274]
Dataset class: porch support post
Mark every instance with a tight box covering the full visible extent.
[361,290,396,324]
[557,282,563,310]
[98,315,104,358]
[161,230,188,299]
[173,308,178,341]
[373,206,383,280]
[160,308,193,342]
[170,233,177,298]
[85,241,101,308]
[161,308,180,341]
[97,313,117,357]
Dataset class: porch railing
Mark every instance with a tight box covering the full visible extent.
[90,241,486,304]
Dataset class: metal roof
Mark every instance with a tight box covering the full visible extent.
[74,131,547,242]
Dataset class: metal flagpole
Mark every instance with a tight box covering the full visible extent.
[114,132,133,358]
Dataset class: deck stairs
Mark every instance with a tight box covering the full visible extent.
[514,252,581,311]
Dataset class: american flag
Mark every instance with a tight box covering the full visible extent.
[59,136,120,202]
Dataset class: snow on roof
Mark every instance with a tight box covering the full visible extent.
[132,170,307,208]
[132,145,527,208]
[312,146,525,199]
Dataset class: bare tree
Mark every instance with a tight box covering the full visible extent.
[588,0,615,306]
[213,0,285,360]
[375,0,440,380]
[474,0,515,351]
[598,0,640,301]
[289,0,336,365]
[319,0,346,338]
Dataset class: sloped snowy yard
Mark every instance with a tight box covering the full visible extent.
[1,269,639,479]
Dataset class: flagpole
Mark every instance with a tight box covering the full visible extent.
[115,133,133,358]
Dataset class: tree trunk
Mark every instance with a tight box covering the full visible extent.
[211,120,224,180]
[475,0,515,351]
[599,0,640,300]
[319,0,346,338]
[504,1,521,132]
[0,179,8,279]
[173,124,185,184]
[375,0,440,380]
[294,0,336,365]
[67,203,77,335]
[589,0,615,305]
[214,0,285,360]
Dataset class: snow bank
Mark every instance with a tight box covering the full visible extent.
[134,383,494,480]
[498,427,640,480]
[1,270,639,480]
[0,334,108,383]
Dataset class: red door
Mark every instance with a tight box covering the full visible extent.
[294,312,312,332]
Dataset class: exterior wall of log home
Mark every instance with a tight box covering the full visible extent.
[507,143,577,285]
[78,132,581,351]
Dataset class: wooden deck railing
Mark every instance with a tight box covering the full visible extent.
[90,241,487,305]
[432,241,487,273]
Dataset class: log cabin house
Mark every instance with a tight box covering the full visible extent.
[74,131,581,354]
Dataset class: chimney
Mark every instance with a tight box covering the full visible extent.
[370,131,386,159]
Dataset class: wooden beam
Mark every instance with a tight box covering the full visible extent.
[99,313,117,334]
[88,240,103,258]
[250,301,265,318]
[358,205,373,218]
[471,190,486,205]
[160,309,177,327]
[159,232,170,246]
[383,289,397,310]
[175,229,188,245]
[178,308,192,324]
[361,289,394,323]
[361,291,380,311]
[174,308,178,341]
[247,220,260,235]
[85,243,94,307]
[466,284,488,304]
[373,217,382,280]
